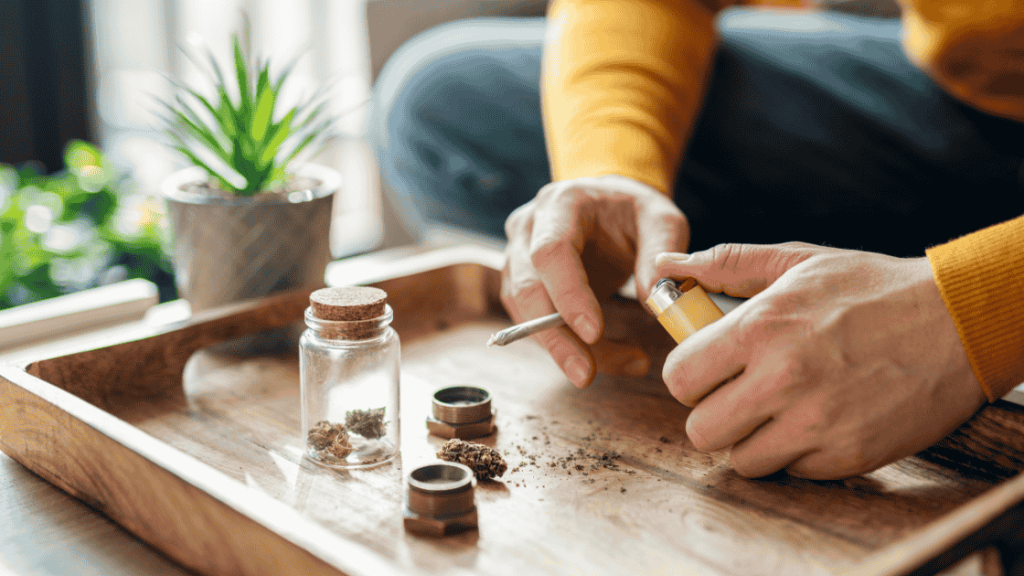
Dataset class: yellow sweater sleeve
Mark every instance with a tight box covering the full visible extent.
[906,0,1024,401]
[902,0,1024,123]
[927,216,1024,401]
[542,0,725,195]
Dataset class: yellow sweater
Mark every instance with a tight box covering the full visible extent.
[543,0,1024,400]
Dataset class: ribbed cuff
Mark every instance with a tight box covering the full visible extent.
[926,215,1024,401]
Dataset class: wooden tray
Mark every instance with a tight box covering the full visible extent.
[3,245,1024,576]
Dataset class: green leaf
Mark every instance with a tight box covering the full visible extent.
[173,146,235,191]
[215,88,238,139]
[163,104,231,165]
[271,58,297,95]
[279,122,328,169]
[233,36,252,125]
[173,96,231,158]
[252,163,274,191]
[230,135,263,192]
[256,59,270,95]
[292,100,336,144]
[82,188,117,225]
[64,140,102,173]
[19,264,63,302]
[206,47,228,94]
[205,49,243,133]
[269,166,287,183]
[251,76,276,142]
[258,109,295,167]
[184,88,224,132]
[294,101,328,130]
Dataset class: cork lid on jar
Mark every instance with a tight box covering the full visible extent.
[309,287,389,339]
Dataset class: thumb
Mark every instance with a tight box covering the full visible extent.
[653,242,822,298]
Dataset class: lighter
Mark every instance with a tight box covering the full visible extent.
[645,278,724,344]
[487,278,724,347]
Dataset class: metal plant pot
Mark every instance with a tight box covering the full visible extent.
[161,163,338,352]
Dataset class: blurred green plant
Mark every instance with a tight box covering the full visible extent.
[0,140,176,309]
[155,34,333,195]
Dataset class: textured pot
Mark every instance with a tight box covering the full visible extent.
[162,164,337,351]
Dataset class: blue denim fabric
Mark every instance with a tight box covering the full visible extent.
[368,10,1024,255]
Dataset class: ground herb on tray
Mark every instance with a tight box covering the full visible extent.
[437,438,508,481]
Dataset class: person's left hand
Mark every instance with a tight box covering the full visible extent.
[654,242,987,480]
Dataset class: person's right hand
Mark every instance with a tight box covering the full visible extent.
[654,243,987,479]
[500,175,690,387]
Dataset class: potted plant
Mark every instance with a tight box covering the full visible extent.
[156,35,337,332]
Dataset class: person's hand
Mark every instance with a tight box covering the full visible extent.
[654,242,987,480]
[501,175,689,387]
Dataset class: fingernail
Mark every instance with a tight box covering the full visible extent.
[565,356,590,387]
[624,356,649,377]
[655,252,689,267]
[573,317,599,343]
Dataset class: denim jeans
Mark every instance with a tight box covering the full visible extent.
[368,9,1024,256]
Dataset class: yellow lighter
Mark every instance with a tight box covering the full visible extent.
[645,278,724,344]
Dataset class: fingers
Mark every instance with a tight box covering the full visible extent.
[634,197,689,302]
[728,419,817,478]
[501,178,683,387]
[654,242,822,299]
[502,205,545,314]
[528,186,602,343]
[662,313,745,407]
[678,352,815,478]
[531,325,597,388]
[502,204,596,388]
[681,342,855,479]
[681,365,815,478]
[684,372,772,453]
[501,271,597,388]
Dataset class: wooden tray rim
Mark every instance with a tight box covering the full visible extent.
[1,244,1022,576]
[0,246,503,576]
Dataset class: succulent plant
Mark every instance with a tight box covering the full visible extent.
[156,35,333,195]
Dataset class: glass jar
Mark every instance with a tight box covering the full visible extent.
[300,287,400,469]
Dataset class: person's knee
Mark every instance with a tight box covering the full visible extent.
[368,18,546,236]
[369,18,543,150]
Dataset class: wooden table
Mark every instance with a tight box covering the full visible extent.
[0,450,191,576]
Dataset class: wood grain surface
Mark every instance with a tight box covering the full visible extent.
[1,246,1023,576]
[0,453,192,576]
